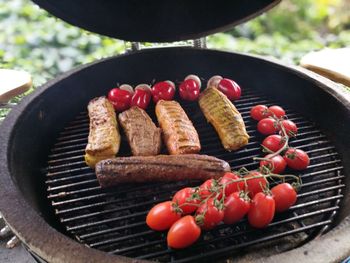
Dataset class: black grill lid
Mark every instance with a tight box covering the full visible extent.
[32,0,280,42]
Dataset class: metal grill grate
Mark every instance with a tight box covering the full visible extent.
[46,89,344,262]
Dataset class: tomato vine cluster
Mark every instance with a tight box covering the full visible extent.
[146,104,310,250]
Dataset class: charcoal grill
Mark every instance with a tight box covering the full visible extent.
[1,1,350,263]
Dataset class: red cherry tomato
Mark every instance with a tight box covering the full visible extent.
[268,105,286,118]
[172,187,201,215]
[244,171,267,198]
[196,198,224,230]
[248,192,275,228]
[199,179,222,200]
[259,154,287,174]
[146,201,181,231]
[250,105,270,121]
[280,120,298,137]
[107,88,132,112]
[283,148,310,170]
[219,172,244,196]
[257,118,279,135]
[223,191,251,225]
[130,89,151,110]
[151,81,175,103]
[271,183,297,212]
[179,79,200,101]
[167,215,201,249]
[217,78,241,101]
[262,135,285,153]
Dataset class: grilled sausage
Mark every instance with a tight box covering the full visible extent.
[118,107,161,156]
[199,87,249,151]
[85,97,120,168]
[95,154,230,188]
[155,100,201,155]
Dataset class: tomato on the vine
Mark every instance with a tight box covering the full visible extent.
[167,215,201,249]
[248,192,275,228]
[284,148,310,170]
[262,135,285,153]
[107,88,132,112]
[271,183,297,212]
[257,118,279,135]
[151,81,175,103]
[172,187,201,215]
[199,179,222,199]
[268,105,286,118]
[259,154,287,174]
[223,191,251,224]
[244,171,267,198]
[250,105,270,121]
[217,78,241,101]
[219,172,244,196]
[146,201,181,231]
[281,120,298,137]
[196,198,224,230]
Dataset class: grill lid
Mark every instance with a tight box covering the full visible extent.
[31,0,280,42]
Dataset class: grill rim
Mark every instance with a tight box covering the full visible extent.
[0,47,349,263]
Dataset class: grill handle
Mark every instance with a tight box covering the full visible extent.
[128,37,207,52]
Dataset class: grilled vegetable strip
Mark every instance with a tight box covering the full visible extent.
[85,97,120,168]
[95,154,230,188]
[155,100,201,155]
[199,87,249,151]
[118,106,161,156]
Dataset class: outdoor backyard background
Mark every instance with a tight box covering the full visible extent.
[0,0,349,94]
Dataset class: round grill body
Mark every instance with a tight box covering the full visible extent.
[0,48,350,262]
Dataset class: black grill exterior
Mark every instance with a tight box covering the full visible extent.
[46,88,344,262]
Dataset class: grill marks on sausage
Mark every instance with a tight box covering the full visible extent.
[95,154,230,188]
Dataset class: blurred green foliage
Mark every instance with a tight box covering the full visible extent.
[0,0,349,90]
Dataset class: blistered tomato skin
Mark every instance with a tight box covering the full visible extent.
[179,79,200,101]
[107,88,132,112]
[151,81,176,103]
[217,78,241,101]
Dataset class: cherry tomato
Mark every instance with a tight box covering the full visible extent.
[271,183,297,212]
[262,135,285,153]
[167,215,201,249]
[280,120,298,137]
[130,88,151,110]
[244,171,267,198]
[185,74,201,88]
[146,201,181,231]
[284,148,310,170]
[259,154,287,174]
[107,88,132,112]
[172,187,201,215]
[248,192,275,228]
[179,79,200,101]
[196,198,224,230]
[268,105,286,118]
[223,191,251,225]
[207,75,223,88]
[151,81,175,103]
[199,179,222,200]
[250,105,270,121]
[220,172,244,196]
[257,118,279,135]
[217,78,241,101]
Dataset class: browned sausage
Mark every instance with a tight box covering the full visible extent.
[95,154,230,188]
[155,100,201,155]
